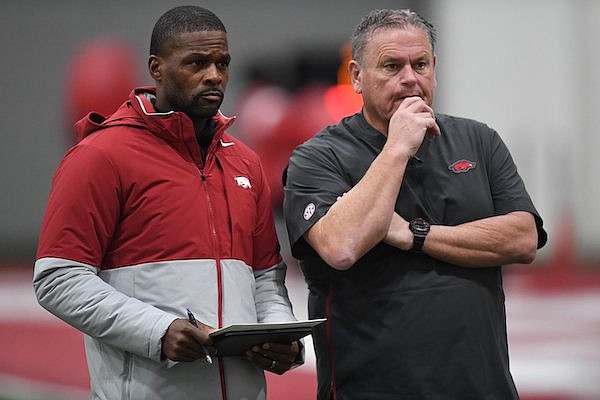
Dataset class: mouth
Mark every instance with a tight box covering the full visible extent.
[198,89,223,102]
[398,94,423,101]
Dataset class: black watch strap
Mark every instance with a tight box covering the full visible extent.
[413,233,426,252]
[409,218,430,252]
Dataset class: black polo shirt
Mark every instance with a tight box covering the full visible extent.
[283,112,547,400]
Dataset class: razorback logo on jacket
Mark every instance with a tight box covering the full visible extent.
[449,159,477,173]
[234,176,252,189]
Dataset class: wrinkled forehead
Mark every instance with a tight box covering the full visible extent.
[363,26,433,61]
[370,25,433,51]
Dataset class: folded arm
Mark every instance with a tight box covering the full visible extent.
[384,211,539,268]
[303,98,439,270]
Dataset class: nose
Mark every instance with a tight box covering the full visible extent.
[399,64,418,85]
[203,63,224,84]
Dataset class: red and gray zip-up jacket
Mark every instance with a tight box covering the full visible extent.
[33,87,300,400]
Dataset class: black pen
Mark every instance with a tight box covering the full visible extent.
[186,308,213,364]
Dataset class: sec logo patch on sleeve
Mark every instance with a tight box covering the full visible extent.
[303,203,316,220]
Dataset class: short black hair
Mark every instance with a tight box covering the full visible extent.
[150,6,226,56]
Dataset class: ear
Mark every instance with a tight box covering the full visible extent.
[348,60,362,94]
[432,54,437,90]
[433,54,437,88]
[148,55,162,81]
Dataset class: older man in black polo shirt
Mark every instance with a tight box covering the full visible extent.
[283,8,547,400]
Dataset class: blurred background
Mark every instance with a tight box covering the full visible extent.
[1,0,599,399]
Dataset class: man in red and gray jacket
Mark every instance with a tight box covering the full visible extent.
[34,6,301,400]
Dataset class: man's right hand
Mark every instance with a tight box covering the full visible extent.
[387,96,440,158]
[161,318,216,362]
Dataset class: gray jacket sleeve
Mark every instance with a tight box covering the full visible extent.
[253,260,305,366]
[33,257,178,361]
[253,260,296,323]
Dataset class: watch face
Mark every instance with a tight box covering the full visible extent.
[411,218,430,234]
[410,218,429,252]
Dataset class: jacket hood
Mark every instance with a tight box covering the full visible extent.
[73,86,235,145]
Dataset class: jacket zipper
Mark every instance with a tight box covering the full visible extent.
[199,168,228,400]
[200,169,224,329]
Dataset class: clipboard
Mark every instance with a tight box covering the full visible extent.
[209,318,326,357]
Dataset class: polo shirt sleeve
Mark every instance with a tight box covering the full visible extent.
[283,139,352,259]
[487,130,548,248]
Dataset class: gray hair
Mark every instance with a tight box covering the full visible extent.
[351,9,436,65]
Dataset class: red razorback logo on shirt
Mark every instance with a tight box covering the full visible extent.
[449,159,477,173]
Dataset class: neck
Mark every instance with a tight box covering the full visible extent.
[196,118,215,147]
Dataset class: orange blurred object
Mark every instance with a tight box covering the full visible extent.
[236,41,363,208]
[324,84,362,122]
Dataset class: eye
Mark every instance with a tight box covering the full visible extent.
[414,60,429,72]
[383,63,399,72]
[191,57,206,68]
[217,58,230,70]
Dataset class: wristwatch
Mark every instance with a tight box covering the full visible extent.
[409,218,430,252]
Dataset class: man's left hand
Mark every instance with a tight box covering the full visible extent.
[245,341,300,375]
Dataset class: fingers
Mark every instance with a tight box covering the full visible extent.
[387,96,440,156]
[161,318,216,362]
[191,321,216,345]
[397,95,434,116]
[402,98,439,138]
[245,350,285,374]
[426,120,441,138]
[245,341,300,375]
[257,341,299,357]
